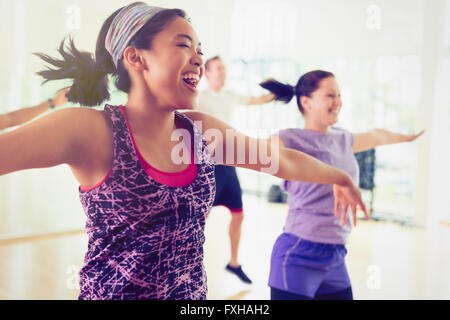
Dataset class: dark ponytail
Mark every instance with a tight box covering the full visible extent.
[34,5,186,107]
[260,70,335,114]
[35,37,111,107]
[259,79,295,103]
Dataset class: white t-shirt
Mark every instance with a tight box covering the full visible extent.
[196,88,251,125]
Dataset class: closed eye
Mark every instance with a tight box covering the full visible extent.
[178,43,204,56]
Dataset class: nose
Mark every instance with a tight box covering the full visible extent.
[190,53,204,79]
[191,53,203,68]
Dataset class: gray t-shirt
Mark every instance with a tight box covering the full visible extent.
[196,88,251,124]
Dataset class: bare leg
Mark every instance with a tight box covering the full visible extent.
[225,211,252,284]
[229,212,244,267]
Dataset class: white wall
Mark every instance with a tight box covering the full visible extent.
[427,0,450,225]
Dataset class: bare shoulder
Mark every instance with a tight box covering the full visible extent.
[53,107,110,124]
[41,107,113,160]
[49,107,112,136]
[50,107,114,177]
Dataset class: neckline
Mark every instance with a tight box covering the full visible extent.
[300,127,335,135]
[119,105,198,186]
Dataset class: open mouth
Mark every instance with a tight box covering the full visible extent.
[182,72,200,90]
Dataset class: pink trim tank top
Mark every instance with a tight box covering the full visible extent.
[78,104,216,300]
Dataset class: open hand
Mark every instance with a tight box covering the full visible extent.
[333,181,369,227]
[404,130,424,142]
[52,87,70,107]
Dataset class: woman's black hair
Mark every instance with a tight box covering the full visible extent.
[34,4,186,106]
[260,70,335,114]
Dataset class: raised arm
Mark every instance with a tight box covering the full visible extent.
[0,107,112,188]
[0,108,83,175]
[246,93,275,106]
[0,88,70,131]
[184,111,368,225]
[352,128,424,153]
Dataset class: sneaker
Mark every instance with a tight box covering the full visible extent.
[225,264,252,284]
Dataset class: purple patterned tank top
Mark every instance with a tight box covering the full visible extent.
[78,105,215,300]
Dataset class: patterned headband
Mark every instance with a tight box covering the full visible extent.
[105,2,164,68]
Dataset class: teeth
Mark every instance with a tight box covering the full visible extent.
[182,73,199,81]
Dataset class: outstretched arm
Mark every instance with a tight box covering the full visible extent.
[0,88,69,130]
[0,108,84,176]
[0,107,112,191]
[184,111,368,224]
[246,93,275,106]
[352,129,424,153]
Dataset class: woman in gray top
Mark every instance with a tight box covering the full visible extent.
[261,70,423,300]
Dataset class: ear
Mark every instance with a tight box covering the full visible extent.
[122,47,147,71]
[204,68,211,79]
[300,96,311,112]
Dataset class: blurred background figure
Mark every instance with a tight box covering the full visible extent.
[0,88,69,130]
[196,56,274,284]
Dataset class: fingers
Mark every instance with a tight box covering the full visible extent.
[53,88,70,107]
[359,199,369,220]
[54,88,70,100]
[334,197,340,217]
[341,204,348,226]
[55,87,70,96]
[408,130,425,142]
[351,204,357,227]
[334,184,369,227]
[414,130,425,140]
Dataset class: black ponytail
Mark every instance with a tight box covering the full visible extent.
[260,70,335,114]
[259,79,295,103]
[34,5,186,107]
[34,38,110,107]
[34,6,121,107]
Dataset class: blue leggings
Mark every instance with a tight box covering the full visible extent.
[271,286,353,300]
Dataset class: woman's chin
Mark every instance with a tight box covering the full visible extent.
[328,115,339,125]
[173,103,195,111]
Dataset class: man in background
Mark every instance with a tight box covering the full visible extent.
[196,56,274,284]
